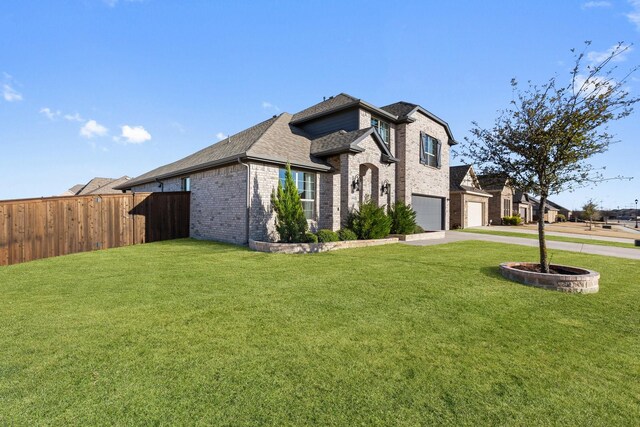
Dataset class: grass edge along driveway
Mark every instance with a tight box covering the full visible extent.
[0,239,638,425]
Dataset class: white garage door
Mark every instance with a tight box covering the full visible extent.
[467,202,483,227]
[412,195,444,231]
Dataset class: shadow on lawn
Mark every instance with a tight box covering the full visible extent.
[479,265,504,280]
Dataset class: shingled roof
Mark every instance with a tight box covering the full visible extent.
[450,165,491,195]
[119,114,330,189]
[309,127,397,162]
[477,174,509,191]
[291,94,360,123]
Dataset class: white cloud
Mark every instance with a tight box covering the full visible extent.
[40,107,61,120]
[581,1,611,8]
[64,112,83,122]
[574,74,615,98]
[216,132,227,140]
[628,0,640,30]
[587,44,633,64]
[261,101,280,111]
[2,83,22,102]
[116,125,151,144]
[80,120,108,139]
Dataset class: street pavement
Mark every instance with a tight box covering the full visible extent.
[405,230,640,260]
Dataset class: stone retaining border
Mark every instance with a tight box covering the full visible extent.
[499,262,599,293]
[249,237,400,254]
[389,231,446,242]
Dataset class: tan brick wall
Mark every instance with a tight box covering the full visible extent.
[318,156,341,230]
[190,164,247,244]
[487,187,513,224]
[248,162,278,242]
[358,109,396,157]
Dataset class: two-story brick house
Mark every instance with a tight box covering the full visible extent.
[116,93,457,244]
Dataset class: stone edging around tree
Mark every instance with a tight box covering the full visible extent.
[499,262,599,293]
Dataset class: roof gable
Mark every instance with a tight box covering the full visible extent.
[310,127,397,162]
[450,165,491,196]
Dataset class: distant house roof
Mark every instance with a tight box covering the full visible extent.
[63,176,131,196]
[546,199,571,212]
[450,165,491,196]
[477,174,510,192]
[519,193,559,211]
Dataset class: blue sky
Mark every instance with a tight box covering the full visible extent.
[1,0,638,210]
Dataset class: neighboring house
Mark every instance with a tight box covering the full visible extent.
[449,165,491,228]
[528,195,559,223]
[61,176,131,196]
[513,191,534,223]
[546,199,572,220]
[116,93,457,245]
[477,174,513,225]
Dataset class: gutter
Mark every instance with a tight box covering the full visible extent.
[237,158,251,244]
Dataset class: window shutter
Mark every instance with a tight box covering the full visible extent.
[436,139,442,168]
[419,133,426,164]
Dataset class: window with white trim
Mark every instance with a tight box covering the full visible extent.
[420,133,441,168]
[279,168,316,219]
[503,199,511,217]
[371,117,390,145]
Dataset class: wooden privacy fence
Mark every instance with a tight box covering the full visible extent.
[0,192,190,266]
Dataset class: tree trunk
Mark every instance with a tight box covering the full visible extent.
[537,195,549,273]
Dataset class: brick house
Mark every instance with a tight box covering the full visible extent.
[476,174,513,225]
[449,165,491,228]
[116,93,456,244]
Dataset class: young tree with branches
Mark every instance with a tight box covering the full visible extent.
[460,42,638,273]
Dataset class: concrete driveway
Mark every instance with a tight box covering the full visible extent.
[405,231,640,260]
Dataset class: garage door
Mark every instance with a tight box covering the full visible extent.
[467,202,483,227]
[411,195,444,231]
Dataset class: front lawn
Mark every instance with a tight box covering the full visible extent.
[458,227,638,249]
[1,240,638,425]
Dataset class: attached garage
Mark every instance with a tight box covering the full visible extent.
[412,194,444,231]
[467,201,483,227]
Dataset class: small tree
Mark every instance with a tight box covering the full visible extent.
[347,198,392,240]
[271,163,308,243]
[460,42,638,273]
[582,199,599,231]
[388,200,418,235]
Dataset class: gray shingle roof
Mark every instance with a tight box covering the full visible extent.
[477,174,509,191]
[119,114,330,189]
[380,101,417,118]
[310,128,371,156]
[85,176,130,194]
[291,93,360,123]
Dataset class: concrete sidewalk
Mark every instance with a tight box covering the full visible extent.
[476,226,638,243]
[404,231,640,260]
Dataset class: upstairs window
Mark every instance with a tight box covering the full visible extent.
[371,117,390,145]
[279,168,316,220]
[181,177,191,191]
[419,133,441,168]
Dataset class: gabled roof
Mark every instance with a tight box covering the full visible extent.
[118,114,330,190]
[516,192,559,211]
[310,127,398,162]
[449,165,491,196]
[291,93,362,123]
[546,199,571,212]
[85,176,130,194]
[68,184,85,194]
[477,174,510,191]
[514,191,532,205]
[379,101,417,118]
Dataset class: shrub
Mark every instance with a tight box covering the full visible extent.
[304,232,318,243]
[556,213,566,222]
[347,199,392,240]
[337,228,357,241]
[414,224,425,234]
[388,200,417,235]
[502,215,523,226]
[271,163,308,243]
[316,229,339,243]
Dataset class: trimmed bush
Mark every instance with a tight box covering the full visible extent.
[317,229,339,243]
[414,224,425,234]
[347,199,392,240]
[271,163,308,243]
[305,232,318,243]
[388,200,417,235]
[502,215,523,226]
[557,213,566,222]
[337,228,357,241]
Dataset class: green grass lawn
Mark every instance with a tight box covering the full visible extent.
[457,227,639,249]
[1,240,638,425]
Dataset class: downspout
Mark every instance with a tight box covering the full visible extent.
[238,158,250,244]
